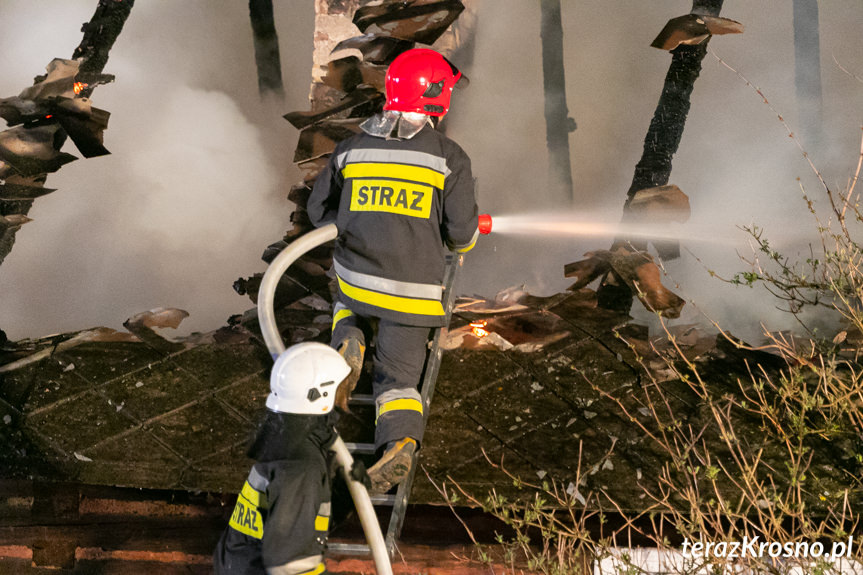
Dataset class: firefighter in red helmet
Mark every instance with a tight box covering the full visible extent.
[384,47,467,114]
[308,48,478,494]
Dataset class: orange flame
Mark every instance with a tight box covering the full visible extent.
[73,81,88,95]
[470,320,489,338]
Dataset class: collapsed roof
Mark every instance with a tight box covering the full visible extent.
[2,285,858,513]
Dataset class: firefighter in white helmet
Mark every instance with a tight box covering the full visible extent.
[308,48,478,494]
[213,342,352,575]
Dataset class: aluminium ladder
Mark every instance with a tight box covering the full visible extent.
[329,253,462,557]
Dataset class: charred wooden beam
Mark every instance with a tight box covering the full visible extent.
[0,174,38,268]
[283,87,384,130]
[54,103,110,159]
[0,215,32,238]
[0,183,56,201]
[322,56,388,94]
[249,0,285,100]
[330,35,414,66]
[1,61,112,160]
[650,13,742,51]
[540,0,575,205]
[72,0,136,89]
[0,125,77,177]
[122,308,188,355]
[622,0,724,224]
[595,0,727,314]
[352,0,465,45]
[292,119,364,164]
[627,184,691,224]
[566,248,685,319]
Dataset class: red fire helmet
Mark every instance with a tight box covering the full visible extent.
[384,48,467,117]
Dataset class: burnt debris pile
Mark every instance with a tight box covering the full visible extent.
[0,0,133,273]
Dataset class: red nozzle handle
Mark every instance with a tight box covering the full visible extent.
[478,214,492,235]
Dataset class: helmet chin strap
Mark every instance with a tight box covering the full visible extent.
[360,110,431,140]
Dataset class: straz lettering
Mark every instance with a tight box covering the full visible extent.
[229,494,264,539]
[351,179,432,218]
[231,500,245,524]
[243,506,257,529]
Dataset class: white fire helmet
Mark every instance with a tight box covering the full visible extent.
[266,342,351,415]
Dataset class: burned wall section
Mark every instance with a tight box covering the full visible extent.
[0,0,133,286]
[234,0,479,333]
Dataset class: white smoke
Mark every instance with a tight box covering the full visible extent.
[450,0,863,343]
[1,1,862,344]
[0,0,314,339]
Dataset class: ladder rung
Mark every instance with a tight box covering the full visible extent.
[348,394,375,406]
[343,442,376,455]
[328,542,371,556]
[332,255,461,558]
[370,493,396,505]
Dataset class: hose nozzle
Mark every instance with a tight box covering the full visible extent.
[478,213,492,235]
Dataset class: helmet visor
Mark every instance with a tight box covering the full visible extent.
[442,55,469,88]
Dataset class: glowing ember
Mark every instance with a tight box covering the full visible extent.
[470,320,489,338]
[73,81,88,95]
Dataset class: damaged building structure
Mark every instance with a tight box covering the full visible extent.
[1,1,861,573]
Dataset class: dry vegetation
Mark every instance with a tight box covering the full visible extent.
[432,113,863,574]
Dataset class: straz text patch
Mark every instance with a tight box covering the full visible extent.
[349,179,432,218]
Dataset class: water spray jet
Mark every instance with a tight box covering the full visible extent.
[477,212,733,246]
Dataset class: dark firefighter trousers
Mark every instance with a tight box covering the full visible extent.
[332,306,431,450]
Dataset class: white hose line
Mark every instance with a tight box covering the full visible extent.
[331,436,394,575]
[258,223,338,358]
[256,224,393,575]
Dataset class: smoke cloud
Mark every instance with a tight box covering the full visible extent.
[0,0,313,339]
[449,0,863,342]
[1,1,862,344]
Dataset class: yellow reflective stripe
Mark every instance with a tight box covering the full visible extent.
[376,398,424,423]
[334,258,442,300]
[240,481,267,508]
[273,556,323,575]
[342,162,445,189]
[228,492,264,539]
[449,228,479,254]
[338,277,444,317]
[450,237,477,254]
[332,307,354,332]
[299,564,327,575]
[314,515,329,532]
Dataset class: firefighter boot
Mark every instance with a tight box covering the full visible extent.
[335,337,365,413]
[367,437,416,494]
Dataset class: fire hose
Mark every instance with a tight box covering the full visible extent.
[256,216,493,573]
[257,223,393,575]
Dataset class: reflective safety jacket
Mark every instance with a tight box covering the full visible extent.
[213,413,335,575]
[308,124,478,327]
